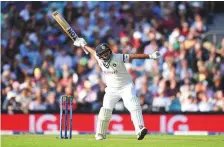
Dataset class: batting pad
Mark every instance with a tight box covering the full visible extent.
[96,107,112,136]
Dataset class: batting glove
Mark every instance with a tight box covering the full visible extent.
[73,38,87,48]
[149,51,161,60]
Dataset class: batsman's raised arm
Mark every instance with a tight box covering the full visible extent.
[129,52,161,60]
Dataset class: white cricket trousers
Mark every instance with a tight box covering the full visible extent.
[103,82,145,133]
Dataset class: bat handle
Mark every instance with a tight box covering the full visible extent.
[83,48,89,54]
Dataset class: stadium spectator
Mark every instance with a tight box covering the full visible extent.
[3,91,21,113]
[213,90,224,111]
[46,91,59,110]
[19,4,31,22]
[28,87,46,111]
[181,95,198,112]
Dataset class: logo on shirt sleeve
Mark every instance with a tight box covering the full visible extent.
[123,54,129,62]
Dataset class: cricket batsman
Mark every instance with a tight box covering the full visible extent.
[73,38,161,140]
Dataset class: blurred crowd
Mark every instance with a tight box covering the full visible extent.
[1,1,224,113]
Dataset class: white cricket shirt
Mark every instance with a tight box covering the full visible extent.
[95,53,132,88]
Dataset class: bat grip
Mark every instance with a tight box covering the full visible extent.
[83,48,89,54]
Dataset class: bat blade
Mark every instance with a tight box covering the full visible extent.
[52,11,88,54]
[52,11,77,41]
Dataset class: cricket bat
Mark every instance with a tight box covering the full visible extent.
[52,11,88,54]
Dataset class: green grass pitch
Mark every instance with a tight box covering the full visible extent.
[1,135,224,147]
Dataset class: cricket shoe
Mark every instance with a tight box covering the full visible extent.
[95,134,106,140]
[137,127,148,140]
